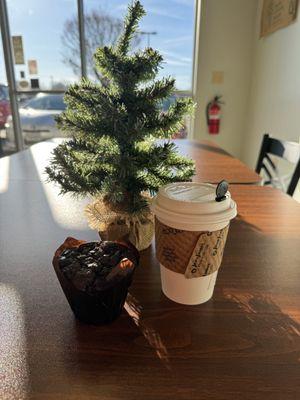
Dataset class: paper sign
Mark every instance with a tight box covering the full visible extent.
[12,36,25,64]
[261,0,299,37]
[28,59,38,75]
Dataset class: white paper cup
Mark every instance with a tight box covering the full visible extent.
[160,266,219,305]
[151,182,237,305]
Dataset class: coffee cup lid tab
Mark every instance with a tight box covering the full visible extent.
[215,180,228,202]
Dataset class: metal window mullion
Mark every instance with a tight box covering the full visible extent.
[77,0,87,79]
[174,90,193,97]
[16,90,65,95]
[0,0,24,151]
[190,0,202,139]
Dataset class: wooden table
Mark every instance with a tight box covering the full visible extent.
[0,139,262,185]
[174,139,261,184]
[1,149,300,400]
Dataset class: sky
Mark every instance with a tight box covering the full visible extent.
[0,0,195,91]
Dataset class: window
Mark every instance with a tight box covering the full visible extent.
[1,0,198,155]
[83,0,196,92]
[0,85,9,101]
[7,0,78,90]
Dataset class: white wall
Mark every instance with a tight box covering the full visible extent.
[242,0,300,168]
[193,0,257,157]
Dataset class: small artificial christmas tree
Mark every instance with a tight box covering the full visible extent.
[46,0,195,249]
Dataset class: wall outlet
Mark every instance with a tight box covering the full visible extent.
[212,71,224,84]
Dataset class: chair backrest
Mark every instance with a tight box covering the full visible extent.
[255,133,300,196]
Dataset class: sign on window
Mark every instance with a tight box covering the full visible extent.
[28,59,38,75]
[12,35,25,64]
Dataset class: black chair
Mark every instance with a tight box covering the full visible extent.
[255,133,300,196]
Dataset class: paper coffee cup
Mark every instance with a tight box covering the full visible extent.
[151,182,237,305]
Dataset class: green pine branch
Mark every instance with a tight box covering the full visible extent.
[64,79,116,110]
[129,48,163,82]
[94,46,163,86]
[56,100,129,140]
[117,1,145,55]
[136,77,176,101]
[145,97,195,137]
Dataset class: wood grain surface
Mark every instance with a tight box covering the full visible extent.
[0,147,298,400]
[0,141,300,400]
[173,139,262,184]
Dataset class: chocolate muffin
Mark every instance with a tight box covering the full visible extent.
[53,237,139,324]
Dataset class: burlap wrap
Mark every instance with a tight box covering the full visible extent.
[85,199,154,251]
[155,217,229,278]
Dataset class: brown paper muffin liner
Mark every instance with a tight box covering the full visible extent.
[155,217,229,279]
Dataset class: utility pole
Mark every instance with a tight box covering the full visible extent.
[139,31,157,47]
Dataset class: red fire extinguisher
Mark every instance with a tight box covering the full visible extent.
[206,96,223,134]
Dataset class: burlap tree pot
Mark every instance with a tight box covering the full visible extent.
[85,199,154,251]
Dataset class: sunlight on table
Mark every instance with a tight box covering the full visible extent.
[29,141,93,231]
[0,284,28,400]
[0,157,9,193]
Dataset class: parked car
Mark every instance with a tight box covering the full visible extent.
[0,84,11,129]
[6,93,66,144]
